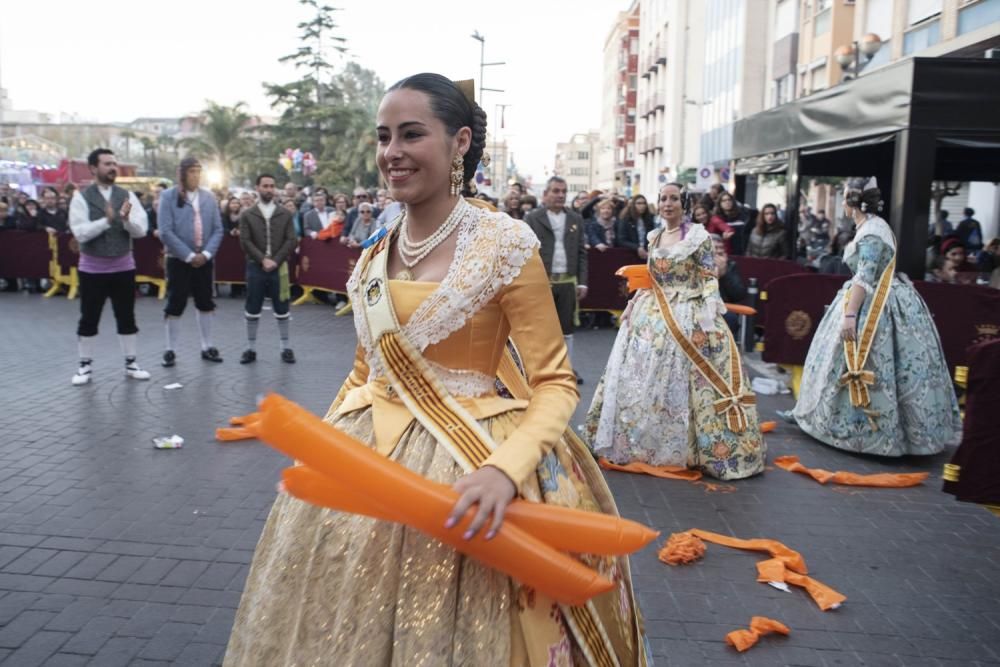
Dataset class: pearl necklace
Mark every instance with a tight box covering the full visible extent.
[397,198,467,270]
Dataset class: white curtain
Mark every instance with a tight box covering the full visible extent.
[907,0,943,25]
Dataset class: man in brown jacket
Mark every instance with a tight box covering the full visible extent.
[238,174,298,364]
[524,176,588,384]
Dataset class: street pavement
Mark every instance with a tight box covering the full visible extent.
[0,291,998,666]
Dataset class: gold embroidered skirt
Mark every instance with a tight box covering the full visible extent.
[224,406,644,667]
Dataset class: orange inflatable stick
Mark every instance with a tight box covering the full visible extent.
[725,303,757,317]
[774,455,928,488]
[282,465,658,555]
[756,558,845,611]
[255,394,619,606]
[688,529,808,574]
[760,421,776,433]
[615,264,652,291]
[725,616,790,652]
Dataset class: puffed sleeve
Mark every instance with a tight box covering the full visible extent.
[326,342,370,418]
[852,235,889,295]
[483,251,580,488]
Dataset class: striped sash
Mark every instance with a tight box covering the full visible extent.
[356,229,633,666]
[841,257,895,408]
[357,233,496,472]
[650,280,755,433]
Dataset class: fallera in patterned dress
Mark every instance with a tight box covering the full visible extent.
[585,222,765,480]
[790,214,961,456]
[225,199,650,666]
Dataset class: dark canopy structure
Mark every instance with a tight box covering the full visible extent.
[732,57,1000,278]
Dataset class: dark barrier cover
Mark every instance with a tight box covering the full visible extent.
[762,274,1000,372]
[912,281,1000,372]
[579,248,639,312]
[296,238,360,294]
[56,232,79,274]
[762,274,845,365]
[732,256,812,327]
[133,236,164,278]
[942,339,1000,505]
[0,230,51,279]
[214,235,246,283]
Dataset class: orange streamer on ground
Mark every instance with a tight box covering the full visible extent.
[282,465,658,555]
[598,458,702,481]
[657,532,706,565]
[725,616,790,652]
[774,455,928,488]
[252,394,656,606]
[687,529,808,574]
[756,558,846,611]
[760,421,776,433]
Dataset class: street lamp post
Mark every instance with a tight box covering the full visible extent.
[836,33,883,81]
[470,30,505,105]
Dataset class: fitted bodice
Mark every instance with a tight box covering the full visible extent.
[388,279,511,397]
[647,223,719,301]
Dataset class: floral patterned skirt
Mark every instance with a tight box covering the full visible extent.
[585,292,765,480]
[792,278,961,456]
[224,403,646,667]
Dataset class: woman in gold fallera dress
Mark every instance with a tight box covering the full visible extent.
[225,74,649,666]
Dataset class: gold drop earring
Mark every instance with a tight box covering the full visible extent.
[449,156,464,196]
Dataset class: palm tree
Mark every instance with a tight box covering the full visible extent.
[140,137,157,173]
[120,130,136,161]
[179,101,255,188]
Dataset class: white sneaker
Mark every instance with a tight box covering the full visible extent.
[71,368,92,385]
[125,365,151,381]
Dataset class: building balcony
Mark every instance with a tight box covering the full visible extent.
[654,93,665,111]
[655,43,667,66]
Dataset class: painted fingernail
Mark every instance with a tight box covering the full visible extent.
[463,530,473,540]
[444,518,456,529]
[486,530,496,540]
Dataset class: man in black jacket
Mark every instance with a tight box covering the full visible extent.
[524,176,588,384]
[713,235,747,335]
[238,174,298,364]
[38,188,68,233]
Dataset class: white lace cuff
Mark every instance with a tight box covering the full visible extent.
[852,278,875,296]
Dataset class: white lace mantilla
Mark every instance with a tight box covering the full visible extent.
[648,221,709,261]
[843,215,896,264]
[348,200,540,396]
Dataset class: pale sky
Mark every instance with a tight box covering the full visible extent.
[0,0,625,185]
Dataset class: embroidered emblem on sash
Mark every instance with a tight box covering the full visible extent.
[365,278,383,307]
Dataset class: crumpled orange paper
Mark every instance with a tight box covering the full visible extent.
[774,455,928,487]
[658,532,706,565]
[725,616,790,652]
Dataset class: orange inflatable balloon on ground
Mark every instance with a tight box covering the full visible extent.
[253,394,655,606]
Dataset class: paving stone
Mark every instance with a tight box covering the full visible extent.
[88,636,147,667]
[0,294,998,665]
[0,610,56,648]
[2,630,71,666]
